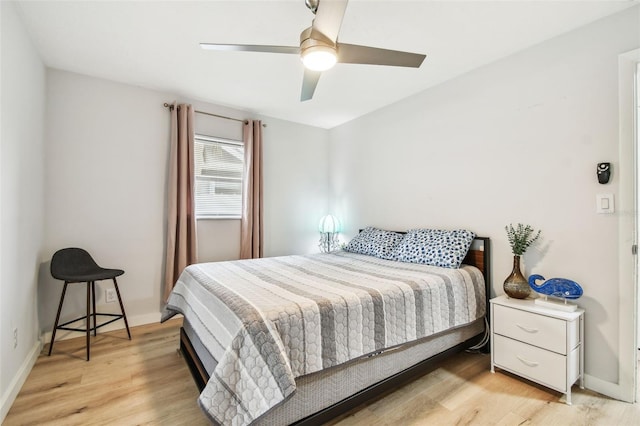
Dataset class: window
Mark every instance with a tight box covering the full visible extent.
[194,134,244,218]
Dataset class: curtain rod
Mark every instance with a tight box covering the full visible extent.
[163,103,249,125]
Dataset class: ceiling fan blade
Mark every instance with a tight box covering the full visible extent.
[301,69,322,101]
[312,0,349,43]
[200,43,300,55]
[338,43,426,68]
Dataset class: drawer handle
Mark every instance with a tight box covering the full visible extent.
[516,355,540,367]
[516,323,539,333]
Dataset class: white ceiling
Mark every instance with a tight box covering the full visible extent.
[16,0,639,129]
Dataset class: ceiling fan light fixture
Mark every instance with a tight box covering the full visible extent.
[301,45,337,71]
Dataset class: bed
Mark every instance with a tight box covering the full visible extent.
[162,230,491,426]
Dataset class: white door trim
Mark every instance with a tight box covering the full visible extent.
[614,47,639,403]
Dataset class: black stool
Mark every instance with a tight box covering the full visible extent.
[48,248,131,360]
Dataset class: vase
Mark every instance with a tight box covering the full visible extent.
[503,255,530,299]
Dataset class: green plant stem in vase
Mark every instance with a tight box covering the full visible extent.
[504,223,541,299]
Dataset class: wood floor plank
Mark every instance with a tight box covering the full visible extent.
[5,320,640,425]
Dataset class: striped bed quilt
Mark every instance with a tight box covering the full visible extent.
[162,250,486,426]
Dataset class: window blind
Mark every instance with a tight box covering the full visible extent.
[194,134,244,218]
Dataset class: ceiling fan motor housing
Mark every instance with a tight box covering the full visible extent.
[300,27,335,51]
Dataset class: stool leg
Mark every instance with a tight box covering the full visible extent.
[91,281,97,337]
[113,278,131,340]
[48,281,69,356]
[86,281,91,361]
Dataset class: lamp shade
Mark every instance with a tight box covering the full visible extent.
[318,215,341,233]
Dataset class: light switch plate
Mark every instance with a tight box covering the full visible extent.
[596,194,614,214]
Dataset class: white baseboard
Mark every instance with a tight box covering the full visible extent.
[41,311,162,344]
[0,339,42,423]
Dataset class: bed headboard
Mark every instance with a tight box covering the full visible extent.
[465,236,491,287]
[466,236,491,352]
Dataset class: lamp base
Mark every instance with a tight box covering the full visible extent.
[319,232,340,253]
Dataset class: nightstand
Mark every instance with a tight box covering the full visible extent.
[490,295,584,405]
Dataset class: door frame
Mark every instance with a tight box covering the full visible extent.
[615,48,639,403]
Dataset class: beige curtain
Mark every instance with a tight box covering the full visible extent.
[163,103,197,302]
[240,120,264,259]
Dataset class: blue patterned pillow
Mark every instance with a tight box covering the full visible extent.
[344,227,404,260]
[392,229,476,268]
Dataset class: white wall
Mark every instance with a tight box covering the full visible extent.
[40,69,329,336]
[258,115,330,257]
[41,70,170,331]
[0,1,46,420]
[329,6,639,386]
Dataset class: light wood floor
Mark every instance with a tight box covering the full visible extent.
[4,320,640,425]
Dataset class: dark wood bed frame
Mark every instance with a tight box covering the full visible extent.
[179,236,491,425]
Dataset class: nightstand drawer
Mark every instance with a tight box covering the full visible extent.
[494,335,567,392]
[493,304,571,354]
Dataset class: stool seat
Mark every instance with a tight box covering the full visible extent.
[48,248,131,361]
[54,268,124,283]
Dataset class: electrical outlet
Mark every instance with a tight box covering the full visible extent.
[13,328,17,349]
[105,288,117,303]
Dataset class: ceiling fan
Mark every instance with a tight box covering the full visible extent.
[200,0,426,101]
